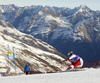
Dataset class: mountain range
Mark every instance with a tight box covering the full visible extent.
[0,4,100,62]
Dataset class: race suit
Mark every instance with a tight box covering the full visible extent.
[66,54,83,69]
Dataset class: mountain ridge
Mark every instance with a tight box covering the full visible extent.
[0,4,100,62]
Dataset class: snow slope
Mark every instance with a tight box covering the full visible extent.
[0,20,66,74]
[0,68,100,83]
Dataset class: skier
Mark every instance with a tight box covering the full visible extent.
[24,64,31,75]
[63,51,83,70]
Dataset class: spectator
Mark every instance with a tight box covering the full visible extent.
[24,64,31,75]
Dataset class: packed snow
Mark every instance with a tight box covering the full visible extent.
[0,68,100,83]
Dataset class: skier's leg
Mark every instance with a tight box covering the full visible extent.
[73,59,81,67]
[76,58,83,67]
[26,72,28,75]
[69,65,74,70]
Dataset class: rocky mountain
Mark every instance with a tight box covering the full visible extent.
[93,60,100,68]
[0,20,65,75]
[0,4,100,62]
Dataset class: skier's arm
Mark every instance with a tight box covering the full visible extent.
[63,57,69,62]
[64,55,76,62]
[69,55,76,60]
[66,57,69,61]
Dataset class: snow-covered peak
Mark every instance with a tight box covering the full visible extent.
[79,4,91,11]
[80,4,87,9]
[73,4,92,14]
[0,4,18,12]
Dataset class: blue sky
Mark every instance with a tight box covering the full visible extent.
[0,0,100,11]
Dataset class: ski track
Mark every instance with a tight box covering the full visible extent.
[0,68,100,83]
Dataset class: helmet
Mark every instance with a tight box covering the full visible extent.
[68,51,74,56]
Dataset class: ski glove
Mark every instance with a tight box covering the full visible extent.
[63,60,66,62]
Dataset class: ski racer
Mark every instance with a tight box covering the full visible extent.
[63,51,84,70]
